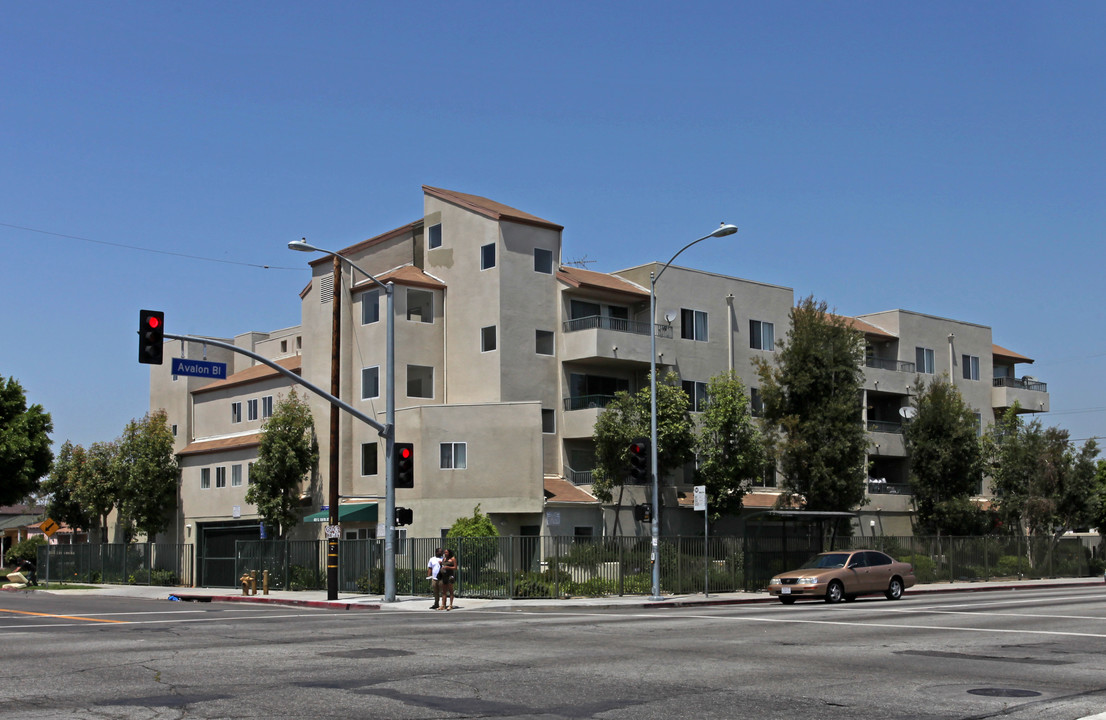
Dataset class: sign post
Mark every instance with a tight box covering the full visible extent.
[693,485,708,597]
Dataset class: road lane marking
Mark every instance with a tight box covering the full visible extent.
[0,608,127,624]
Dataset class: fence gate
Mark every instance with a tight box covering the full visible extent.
[199,523,260,587]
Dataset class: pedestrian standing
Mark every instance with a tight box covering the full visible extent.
[440,549,458,610]
[426,547,443,610]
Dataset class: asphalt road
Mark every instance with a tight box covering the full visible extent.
[2,587,1105,719]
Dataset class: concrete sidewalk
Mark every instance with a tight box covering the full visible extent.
[14,576,1104,613]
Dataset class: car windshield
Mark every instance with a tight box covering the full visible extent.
[799,553,851,569]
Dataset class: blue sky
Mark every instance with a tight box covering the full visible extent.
[2,2,1103,451]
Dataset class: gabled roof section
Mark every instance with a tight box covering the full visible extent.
[192,356,302,395]
[544,477,600,504]
[298,221,424,269]
[178,433,262,457]
[831,314,897,339]
[557,266,650,299]
[351,265,446,293]
[992,343,1034,364]
[423,186,564,231]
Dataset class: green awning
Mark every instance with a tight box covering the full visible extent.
[304,503,378,523]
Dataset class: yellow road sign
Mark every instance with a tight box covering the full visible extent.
[39,518,59,537]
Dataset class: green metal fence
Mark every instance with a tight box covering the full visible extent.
[39,543,193,587]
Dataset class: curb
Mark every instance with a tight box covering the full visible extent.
[170,593,381,611]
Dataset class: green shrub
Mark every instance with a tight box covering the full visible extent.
[4,536,46,566]
[898,554,937,582]
[995,555,1030,577]
[288,564,322,591]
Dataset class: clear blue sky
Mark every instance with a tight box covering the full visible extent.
[2,2,1103,451]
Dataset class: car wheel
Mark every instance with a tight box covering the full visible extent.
[825,580,844,603]
[885,577,904,600]
[779,597,796,605]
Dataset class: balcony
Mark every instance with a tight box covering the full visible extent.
[866,357,916,373]
[565,466,594,486]
[867,478,912,496]
[863,357,916,394]
[992,376,1050,413]
[561,315,671,365]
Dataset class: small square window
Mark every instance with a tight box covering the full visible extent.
[361,443,379,476]
[428,223,442,249]
[262,396,273,419]
[682,380,708,412]
[481,243,496,270]
[231,464,243,487]
[362,289,380,325]
[962,354,980,381]
[407,365,434,398]
[215,467,227,489]
[200,468,211,490]
[231,402,242,424]
[440,442,467,470]
[362,366,380,400]
[681,308,708,341]
[407,289,434,323]
[536,330,554,356]
[247,398,258,422]
[750,320,774,350]
[534,248,553,274]
[481,326,497,352]
[916,347,935,374]
[542,409,555,434]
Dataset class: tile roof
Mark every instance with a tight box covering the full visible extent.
[557,266,650,298]
[831,314,896,339]
[424,186,564,231]
[351,265,446,292]
[178,432,263,456]
[992,343,1034,364]
[543,477,600,504]
[191,356,302,395]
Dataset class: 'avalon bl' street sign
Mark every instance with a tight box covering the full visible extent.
[171,358,228,379]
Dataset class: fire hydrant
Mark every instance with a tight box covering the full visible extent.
[240,570,258,595]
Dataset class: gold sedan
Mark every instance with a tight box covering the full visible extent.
[768,550,916,604]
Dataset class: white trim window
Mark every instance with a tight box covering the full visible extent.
[215,466,227,489]
[262,396,273,419]
[247,398,258,422]
[231,402,242,424]
[682,380,708,412]
[750,319,775,350]
[916,347,935,374]
[681,308,708,341]
[200,468,211,490]
[962,354,980,381]
[361,288,380,325]
[231,464,243,487]
[362,366,380,400]
[428,223,442,249]
[440,442,467,470]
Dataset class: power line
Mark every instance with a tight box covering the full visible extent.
[0,221,300,271]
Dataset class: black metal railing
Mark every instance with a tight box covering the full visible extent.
[564,394,617,411]
[563,315,651,335]
[867,419,903,434]
[993,376,1048,392]
[866,357,916,372]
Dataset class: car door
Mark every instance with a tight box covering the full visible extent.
[866,551,894,592]
[844,551,870,593]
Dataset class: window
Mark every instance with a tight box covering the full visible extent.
[428,223,442,249]
[542,408,555,434]
[280,340,288,353]
[480,242,496,270]
[534,248,553,274]
[916,347,935,374]
[362,289,380,325]
[247,462,254,484]
[200,468,211,490]
[535,330,554,356]
[231,464,243,487]
[361,442,378,476]
[362,366,380,400]
[171,424,178,437]
[570,299,601,320]
[262,396,273,419]
[574,526,595,542]
[231,402,242,424]
[407,365,434,398]
[440,442,467,470]
[962,354,980,381]
[750,388,764,417]
[681,308,708,341]
[752,462,776,488]
[215,466,227,489]
[481,326,497,352]
[407,289,434,323]
[750,319,775,350]
[247,399,258,422]
[974,412,983,437]
[682,380,708,412]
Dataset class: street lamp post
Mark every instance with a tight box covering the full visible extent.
[289,239,398,603]
[649,223,738,601]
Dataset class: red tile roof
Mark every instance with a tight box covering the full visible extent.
[351,265,445,292]
[992,343,1033,364]
[191,356,302,395]
[557,266,650,298]
[424,186,563,231]
[544,477,600,503]
[830,314,896,339]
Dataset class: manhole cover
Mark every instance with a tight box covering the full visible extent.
[967,688,1042,698]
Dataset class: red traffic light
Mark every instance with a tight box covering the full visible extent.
[399,446,411,460]
[146,315,161,329]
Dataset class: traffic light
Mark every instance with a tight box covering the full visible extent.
[633,503,653,523]
[138,310,165,365]
[395,443,414,488]
[628,437,650,484]
[395,507,413,526]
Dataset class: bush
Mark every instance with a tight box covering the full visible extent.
[288,564,322,591]
[4,536,46,566]
[995,555,1030,577]
[898,554,937,582]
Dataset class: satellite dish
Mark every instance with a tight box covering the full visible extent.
[664,311,677,324]
[899,407,917,420]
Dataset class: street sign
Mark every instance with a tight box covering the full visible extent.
[693,485,707,512]
[324,525,341,539]
[171,358,228,379]
[40,518,59,537]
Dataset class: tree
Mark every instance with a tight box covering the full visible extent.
[40,441,94,532]
[754,297,868,513]
[902,377,985,535]
[0,375,53,506]
[72,440,123,542]
[590,372,695,504]
[245,390,318,537]
[446,504,499,538]
[446,504,499,571]
[694,371,766,524]
[116,411,179,542]
[987,408,1101,550]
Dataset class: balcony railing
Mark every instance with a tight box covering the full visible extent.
[993,376,1047,393]
[865,357,916,373]
[564,394,617,411]
[867,479,912,495]
[867,419,903,434]
[565,466,594,486]
[563,315,673,339]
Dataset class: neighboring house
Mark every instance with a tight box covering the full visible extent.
[147,186,1049,565]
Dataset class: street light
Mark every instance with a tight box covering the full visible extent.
[289,239,398,602]
[648,223,738,601]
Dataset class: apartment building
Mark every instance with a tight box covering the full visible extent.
[149,185,1048,564]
